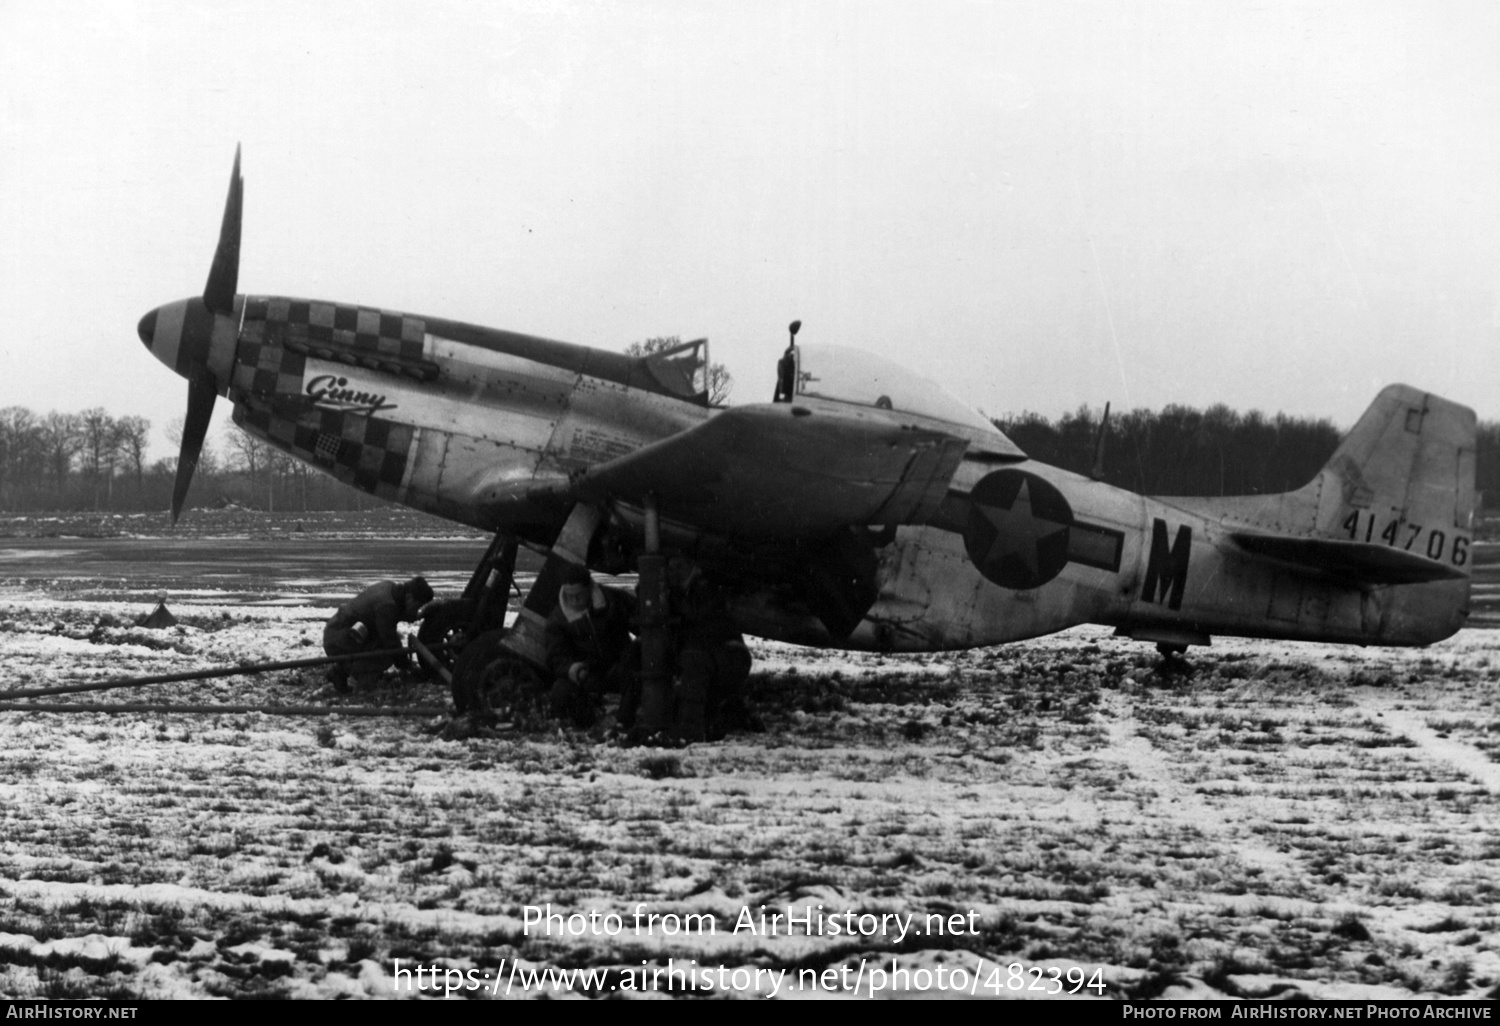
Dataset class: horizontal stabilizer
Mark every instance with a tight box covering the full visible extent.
[571,403,970,538]
[1229,532,1467,585]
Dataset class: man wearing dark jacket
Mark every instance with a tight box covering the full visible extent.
[543,565,637,726]
[669,560,753,740]
[324,576,434,692]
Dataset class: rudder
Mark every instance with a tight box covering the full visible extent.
[1312,385,1477,553]
[1165,384,1476,644]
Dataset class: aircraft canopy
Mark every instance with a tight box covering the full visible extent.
[792,344,998,434]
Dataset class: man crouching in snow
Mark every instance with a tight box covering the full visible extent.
[323,576,435,692]
[544,565,637,727]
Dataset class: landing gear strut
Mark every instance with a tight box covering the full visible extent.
[415,529,518,667]
[424,499,747,741]
[438,505,604,722]
[429,501,675,734]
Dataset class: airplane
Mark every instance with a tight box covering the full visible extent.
[136,150,1478,732]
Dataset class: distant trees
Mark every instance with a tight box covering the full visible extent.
[0,407,371,513]
[79,408,118,507]
[995,405,1499,508]
[0,407,174,511]
[115,416,151,490]
[0,407,44,507]
[224,426,267,503]
[38,412,82,492]
[219,426,307,512]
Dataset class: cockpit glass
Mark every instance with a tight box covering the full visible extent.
[792,344,996,433]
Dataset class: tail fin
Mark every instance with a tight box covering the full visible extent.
[1222,385,1477,588]
[1161,385,1477,644]
[1313,384,1477,545]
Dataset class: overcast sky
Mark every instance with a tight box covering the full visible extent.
[3,0,1497,462]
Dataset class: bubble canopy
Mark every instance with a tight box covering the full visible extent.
[791,343,998,435]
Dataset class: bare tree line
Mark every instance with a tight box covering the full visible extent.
[0,407,376,513]
[0,408,152,511]
[995,405,1500,509]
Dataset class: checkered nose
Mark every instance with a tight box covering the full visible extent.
[137,297,230,382]
[137,298,189,377]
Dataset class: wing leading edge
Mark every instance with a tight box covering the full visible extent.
[570,402,976,538]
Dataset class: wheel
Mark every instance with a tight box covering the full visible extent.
[450,628,545,721]
[415,598,476,681]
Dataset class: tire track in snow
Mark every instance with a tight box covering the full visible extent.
[1100,690,1296,878]
[1363,695,1500,793]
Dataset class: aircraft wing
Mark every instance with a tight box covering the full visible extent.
[570,402,974,538]
[1228,532,1467,585]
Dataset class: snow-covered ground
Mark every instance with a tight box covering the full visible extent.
[0,519,1496,999]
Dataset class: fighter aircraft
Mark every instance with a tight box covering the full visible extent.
[137,150,1477,724]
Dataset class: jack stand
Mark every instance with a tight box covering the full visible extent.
[635,494,674,735]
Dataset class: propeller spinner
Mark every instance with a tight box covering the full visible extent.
[137,147,245,521]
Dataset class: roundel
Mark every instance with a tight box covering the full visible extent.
[963,470,1074,590]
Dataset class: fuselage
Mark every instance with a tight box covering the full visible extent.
[836,462,1468,652]
[138,293,1471,656]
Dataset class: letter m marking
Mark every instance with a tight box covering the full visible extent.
[1141,518,1191,610]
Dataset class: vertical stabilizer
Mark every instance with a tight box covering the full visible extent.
[1177,385,1477,644]
[1311,385,1477,547]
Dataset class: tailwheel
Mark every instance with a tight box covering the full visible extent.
[1153,641,1195,680]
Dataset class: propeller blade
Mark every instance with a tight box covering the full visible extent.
[172,368,219,523]
[202,145,243,315]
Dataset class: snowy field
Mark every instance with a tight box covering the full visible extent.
[0,511,1496,1000]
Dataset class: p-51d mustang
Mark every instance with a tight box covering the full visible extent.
[137,151,1477,724]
